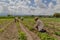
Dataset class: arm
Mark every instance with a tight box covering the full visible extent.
[34,21,39,28]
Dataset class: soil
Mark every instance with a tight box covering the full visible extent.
[45,26,60,40]
[0,22,18,40]
[0,21,11,29]
[19,22,40,40]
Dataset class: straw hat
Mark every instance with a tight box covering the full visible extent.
[34,17,39,21]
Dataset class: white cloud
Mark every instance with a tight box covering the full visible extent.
[0,6,3,13]
[34,0,39,3]
[56,0,60,4]
[48,2,55,8]
[52,0,56,1]
[0,0,60,16]
[53,0,60,13]
[54,5,60,13]
[27,0,31,4]
[44,0,47,3]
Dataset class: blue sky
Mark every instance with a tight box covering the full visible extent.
[0,0,57,7]
[29,0,56,7]
[42,0,56,6]
[0,0,57,6]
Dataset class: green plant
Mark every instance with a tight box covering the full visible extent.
[55,31,60,36]
[16,22,27,40]
[22,17,59,40]
[53,13,60,17]
[18,32,27,40]
[37,32,57,40]
[0,19,13,33]
[0,29,4,32]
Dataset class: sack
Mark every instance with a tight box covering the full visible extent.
[39,29,46,33]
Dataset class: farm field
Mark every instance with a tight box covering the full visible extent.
[0,19,13,29]
[0,18,27,40]
[0,17,60,40]
[22,17,60,40]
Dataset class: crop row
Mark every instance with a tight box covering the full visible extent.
[0,19,13,29]
[0,20,14,32]
[16,22,27,40]
[0,19,13,24]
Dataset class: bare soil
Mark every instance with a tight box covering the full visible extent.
[19,22,40,40]
[0,22,18,40]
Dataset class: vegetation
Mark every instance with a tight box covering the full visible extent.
[18,32,27,40]
[37,32,57,40]
[55,31,60,36]
[0,16,60,40]
[53,13,60,17]
[0,19,13,32]
[22,17,60,40]
[16,22,27,40]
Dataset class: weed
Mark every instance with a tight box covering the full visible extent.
[18,32,27,40]
[55,31,60,36]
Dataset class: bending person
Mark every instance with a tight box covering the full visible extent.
[34,17,46,32]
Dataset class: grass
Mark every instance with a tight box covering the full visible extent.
[55,31,60,36]
[0,19,13,25]
[0,17,60,40]
[18,32,27,40]
[37,32,57,40]
[0,29,4,32]
[0,20,13,33]
[22,17,59,40]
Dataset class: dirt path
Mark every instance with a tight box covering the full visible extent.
[19,22,40,40]
[0,22,18,40]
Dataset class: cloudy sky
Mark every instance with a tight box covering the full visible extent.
[0,0,60,16]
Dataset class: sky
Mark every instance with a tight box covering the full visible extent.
[0,0,60,16]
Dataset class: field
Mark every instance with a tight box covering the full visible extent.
[0,17,60,40]
[22,17,60,40]
[0,18,27,40]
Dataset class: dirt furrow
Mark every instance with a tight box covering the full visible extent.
[0,22,18,40]
[0,20,11,29]
[19,22,40,40]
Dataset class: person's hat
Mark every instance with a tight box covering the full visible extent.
[34,17,39,21]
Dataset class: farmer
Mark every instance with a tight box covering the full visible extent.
[34,17,46,32]
[14,17,19,22]
[20,17,24,21]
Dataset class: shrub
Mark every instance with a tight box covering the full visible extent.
[55,31,60,36]
[18,32,27,40]
[53,13,60,17]
[38,32,57,40]
[0,29,4,32]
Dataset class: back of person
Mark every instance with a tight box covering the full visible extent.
[20,17,24,21]
[34,17,46,32]
[36,19,44,31]
[15,17,19,22]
